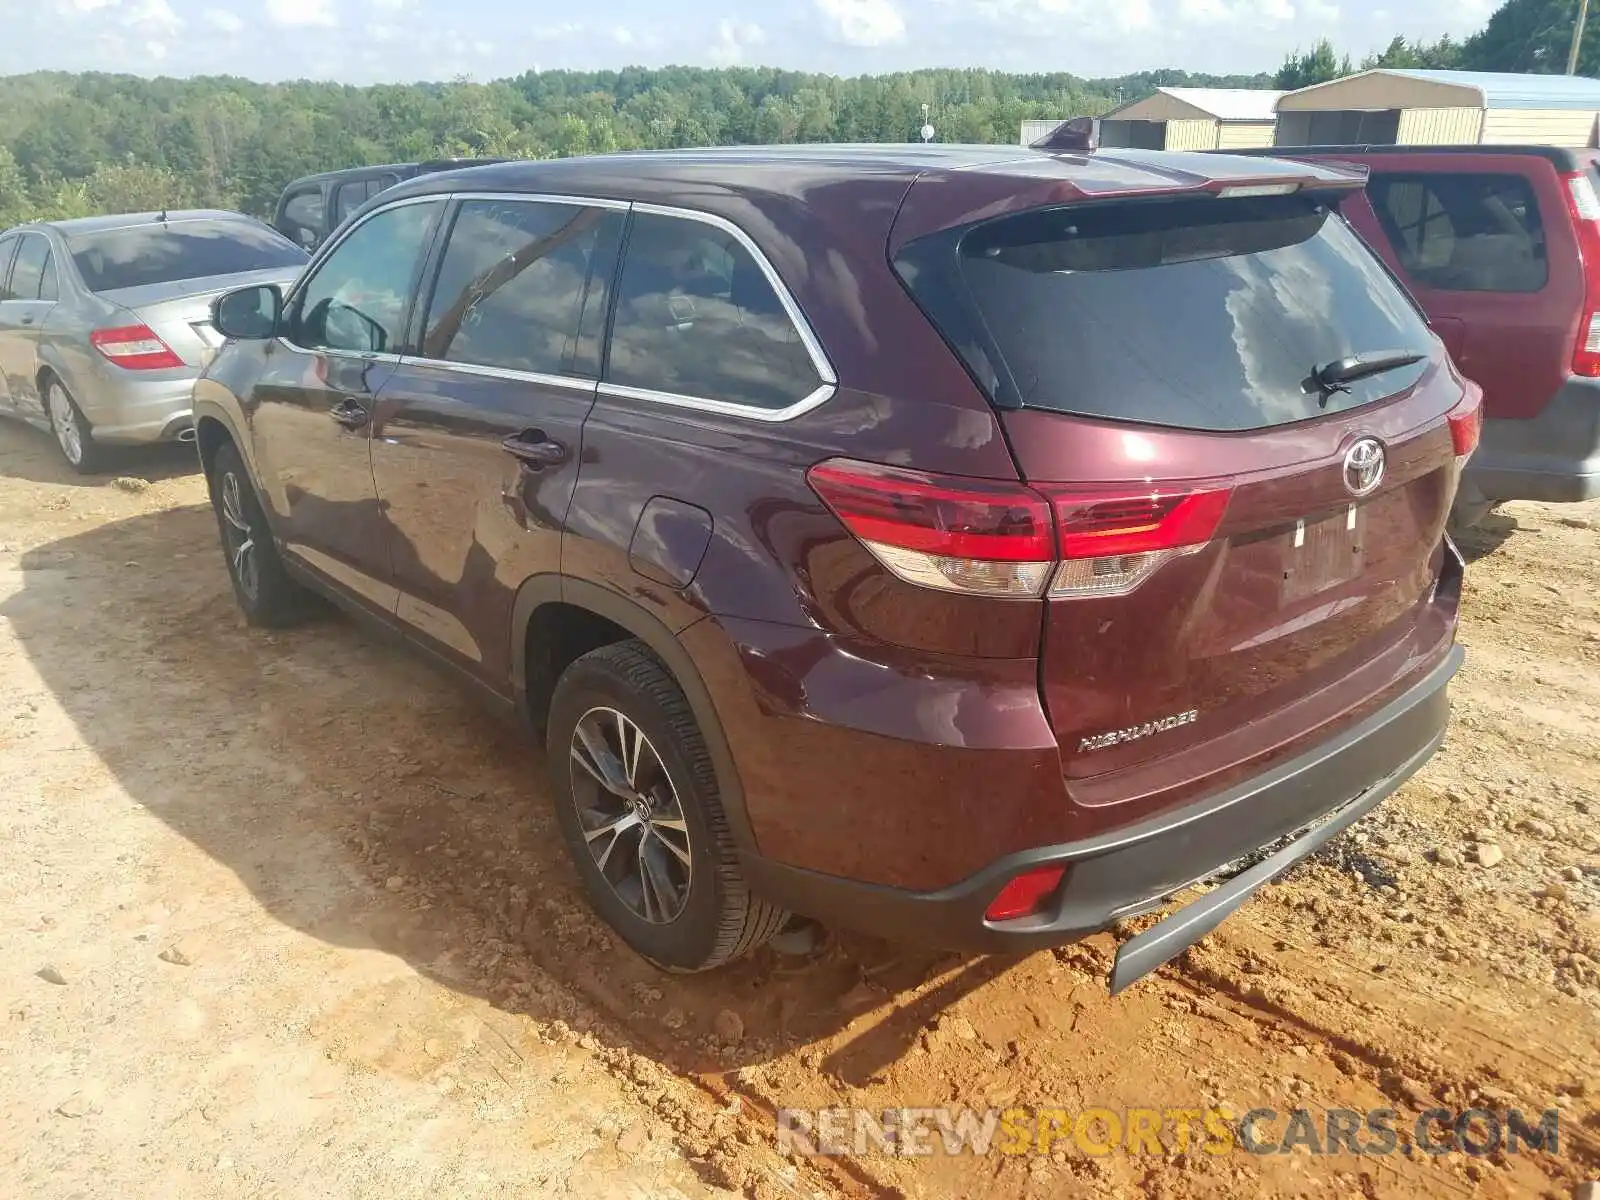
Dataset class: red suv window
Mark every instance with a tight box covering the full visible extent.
[1368,172,1548,294]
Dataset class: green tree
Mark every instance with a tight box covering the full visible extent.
[1275,39,1354,90]
[1462,0,1597,74]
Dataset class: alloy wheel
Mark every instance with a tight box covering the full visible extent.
[219,471,259,601]
[568,705,693,925]
[48,385,83,466]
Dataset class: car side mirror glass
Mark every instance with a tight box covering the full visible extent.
[213,284,282,340]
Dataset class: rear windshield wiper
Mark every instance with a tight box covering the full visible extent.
[1309,350,1427,404]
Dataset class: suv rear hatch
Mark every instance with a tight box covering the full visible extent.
[892,157,1476,825]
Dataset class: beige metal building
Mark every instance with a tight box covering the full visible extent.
[1276,69,1600,147]
[1100,88,1283,150]
[1020,88,1282,151]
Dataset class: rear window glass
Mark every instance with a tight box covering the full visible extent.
[1369,173,1547,293]
[899,194,1433,431]
[68,219,307,293]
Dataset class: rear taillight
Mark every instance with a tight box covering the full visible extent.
[806,459,1055,597]
[1044,487,1231,599]
[90,324,184,371]
[807,458,1231,601]
[985,865,1066,922]
[1447,385,1484,470]
[1561,172,1600,377]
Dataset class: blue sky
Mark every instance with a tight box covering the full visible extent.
[3,0,1498,83]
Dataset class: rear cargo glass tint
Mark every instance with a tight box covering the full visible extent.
[900,194,1433,431]
[68,220,307,293]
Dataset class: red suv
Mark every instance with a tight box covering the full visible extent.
[195,145,1475,993]
[1247,144,1600,527]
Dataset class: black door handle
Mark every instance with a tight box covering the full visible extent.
[328,398,369,430]
[501,431,567,468]
[20,314,35,326]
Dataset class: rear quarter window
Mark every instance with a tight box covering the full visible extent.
[1368,172,1547,294]
[897,193,1434,432]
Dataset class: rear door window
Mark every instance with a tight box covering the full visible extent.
[421,199,607,376]
[333,179,371,227]
[605,211,822,411]
[67,219,307,292]
[7,234,49,299]
[897,193,1433,431]
[1368,173,1547,293]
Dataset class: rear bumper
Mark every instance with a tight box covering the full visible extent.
[73,369,198,445]
[741,642,1462,990]
[1466,376,1600,504]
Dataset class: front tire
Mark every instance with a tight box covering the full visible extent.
[208,442,312,627]
[547,640,788,972]
[45,379,109,474]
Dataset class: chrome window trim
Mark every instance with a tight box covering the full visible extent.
[275,189,841,423]
[595,379,836,423]
[396,356,597,392]
[449,190,632,211]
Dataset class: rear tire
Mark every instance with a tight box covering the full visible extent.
[547,639,788,972]
[45,378,110,475]
[208,442,313,627]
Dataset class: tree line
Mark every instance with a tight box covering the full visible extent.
[0,0,1588,229]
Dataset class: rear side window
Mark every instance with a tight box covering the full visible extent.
[605,211,821,411]
[897,194,1433,432]
[1369,173,1547,293]
[0,235,17,299]
[8,234,49,299]
[279,188,325,248]
[67,220,307,292]
[333,180,371,227]
[422,199,605,376]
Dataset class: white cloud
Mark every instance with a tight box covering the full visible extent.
[203,7,244,31]
[815,0,905,47]
[125,0,180,31]
[709,18,765,64]
[265,0,336,28]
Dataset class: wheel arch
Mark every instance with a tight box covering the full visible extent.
[511,575,759,854]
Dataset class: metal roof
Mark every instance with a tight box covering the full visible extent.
[1286,69,1600,111]
[1151,87,1284,121]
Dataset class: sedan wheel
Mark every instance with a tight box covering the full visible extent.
[47,382,86,467]
[569,705,694,925]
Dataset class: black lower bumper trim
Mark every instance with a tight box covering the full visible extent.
[740,645,1462,970]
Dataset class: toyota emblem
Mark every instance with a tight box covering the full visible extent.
[1342,437,1386,497]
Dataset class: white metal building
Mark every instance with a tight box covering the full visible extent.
[1101,88,1283,150]
[1275,70,1600,147]
[1020,89,1281,151]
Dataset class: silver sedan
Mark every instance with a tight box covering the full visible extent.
[0,211,307,472]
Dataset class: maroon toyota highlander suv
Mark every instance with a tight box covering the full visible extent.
[194,141,1477,993]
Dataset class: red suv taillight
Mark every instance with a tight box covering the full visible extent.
[806,458,1232,600]
[90,324,184,371]
[1562,171,1600,378]
[1448,395,1483,466]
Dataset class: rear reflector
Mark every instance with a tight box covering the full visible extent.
[806,459,1055,597]
[1561,172,1600,378]
[1448,403,1482,461]
[1044,487,1230,599]
[90,324,184,371]
[985,865,1066,922]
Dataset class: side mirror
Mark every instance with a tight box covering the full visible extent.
[213,284,282,340]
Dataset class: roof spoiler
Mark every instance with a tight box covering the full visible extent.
[1030,117,1099,154]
